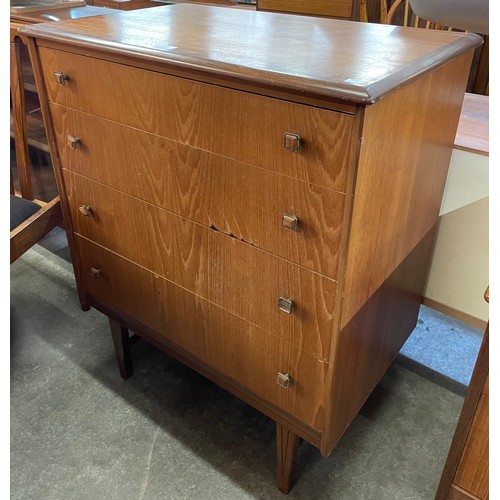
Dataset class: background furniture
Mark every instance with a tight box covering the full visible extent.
[257,0,374,20]
[410,0,488,35]
[9,4,111,198]
[10,5,112,263]
[22,4,480,493]
[10,30,62,263]
[435,288,489,499]
[378,0,488,94]
[89,0,162,10]
[256,0,488,95]
[424,93,489,326]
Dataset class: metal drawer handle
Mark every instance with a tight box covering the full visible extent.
[54,71,69,86]
[67,134,80,150]
[278,297,294,314]
[281,213,299,231]
[78,205,92,217]
[284,132,301,153]
[90,267,101,279]
[277,372,291,389]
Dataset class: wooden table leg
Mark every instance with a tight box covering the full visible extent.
[108,317,133,379]
[276,422,300,494]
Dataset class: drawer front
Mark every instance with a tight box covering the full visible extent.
[77,235,328,430]
[259,0,352,18]
[53,105,345,279]
[40,47,354,192]
[65,171,336,360]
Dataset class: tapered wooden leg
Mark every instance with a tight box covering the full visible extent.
[276,422,300,494]
[108,318,133,379]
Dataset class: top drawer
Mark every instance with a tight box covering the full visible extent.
[39,47,355,192]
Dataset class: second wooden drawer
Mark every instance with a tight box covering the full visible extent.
[53,105,346,279]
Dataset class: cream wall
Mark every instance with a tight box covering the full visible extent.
[424,148,489,322]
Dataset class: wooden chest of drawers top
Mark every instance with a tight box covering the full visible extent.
[21,3,481,108]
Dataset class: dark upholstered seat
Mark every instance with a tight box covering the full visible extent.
[10,194,41,231]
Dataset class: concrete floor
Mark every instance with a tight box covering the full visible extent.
[10,238,481,499]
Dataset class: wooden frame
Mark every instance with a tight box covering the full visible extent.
[435,289,489,499]
[10,26,63,264]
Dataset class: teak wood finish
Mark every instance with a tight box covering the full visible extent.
[22,5,481,493]
[90,0,161,10]
[10,5,111,263]
[454,93,489,156]
[258,0,352,18]
[52,106,347,278]
[435,289,489,500]
[10,16,66,263]
[10,5,112,25]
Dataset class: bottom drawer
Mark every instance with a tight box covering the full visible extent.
[76,235,328,430]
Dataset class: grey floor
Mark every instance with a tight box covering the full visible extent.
[10,230,484,499]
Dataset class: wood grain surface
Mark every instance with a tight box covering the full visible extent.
[78,235,328,430]
[339,50,474,329]
[454,93,489,156]
[64,171,337,360]
[91,0,161,9]
[10,38,33,200]
[321,224,436,455]
[258,0,352,18]
[276,422,300,494]
[435,326,489,500]
[40,47,354,192]
[448,484,480,500]
[52,104,346,278]
[454,394,489,498]
[23,7,480,489]
[21,4,481,104]
[10,5,112,24]
[10,196,63,264]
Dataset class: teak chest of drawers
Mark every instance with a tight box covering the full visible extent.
[22,5,481,493]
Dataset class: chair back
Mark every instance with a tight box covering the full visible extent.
[381,0,453,30]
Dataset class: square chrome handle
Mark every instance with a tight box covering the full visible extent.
[66,134,80,150]
[278,297,294,314]
[54,71,68,86]
[284,132,301,153]
[90,267,101,279]
[78,205,92,217]
[277,372,291,389]
[282,213,299,231]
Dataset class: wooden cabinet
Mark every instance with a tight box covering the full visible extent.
[10,5,111,201]
[258,0,353,18]
[435,290,489,500]
[21,5,481,493]
[256,0,379,21]
[10,43,49,154]
[90,0,161,10]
